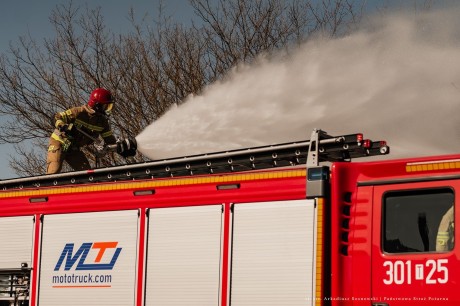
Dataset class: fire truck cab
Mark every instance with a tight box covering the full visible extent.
[345,158,458,306]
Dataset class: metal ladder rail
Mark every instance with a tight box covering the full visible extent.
[0,130,389,190]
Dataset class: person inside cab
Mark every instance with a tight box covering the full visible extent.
[436,205,454,252]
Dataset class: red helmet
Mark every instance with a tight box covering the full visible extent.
[88,88,114,114]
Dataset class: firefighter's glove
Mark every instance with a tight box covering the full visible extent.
[61,139,72,152]
[58,124,69,133]
[58,122,73,133]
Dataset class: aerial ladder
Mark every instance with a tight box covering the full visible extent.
[0,129,389,191]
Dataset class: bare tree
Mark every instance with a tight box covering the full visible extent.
[190,0,365,76]
[0,0,364,177]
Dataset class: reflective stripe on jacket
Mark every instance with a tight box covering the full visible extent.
[54,105,116,146]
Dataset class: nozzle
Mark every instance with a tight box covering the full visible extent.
[117,137,137,157]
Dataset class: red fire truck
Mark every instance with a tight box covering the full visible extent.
[0,129,456,306]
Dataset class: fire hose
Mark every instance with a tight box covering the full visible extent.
[70,125,137,160]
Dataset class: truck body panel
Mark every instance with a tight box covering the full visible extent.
[230,200,317,306]
[145,205,223,306]
[39,210,139,306]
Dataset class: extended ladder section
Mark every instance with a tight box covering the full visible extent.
[0,129,389,190]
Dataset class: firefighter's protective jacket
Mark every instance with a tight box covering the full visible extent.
[436,206,454,251]
[52,105,116,148]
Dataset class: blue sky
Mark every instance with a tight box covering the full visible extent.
[0,0,196,53]
[0,0,196,179]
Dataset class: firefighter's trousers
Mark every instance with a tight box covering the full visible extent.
[46,136,91,174]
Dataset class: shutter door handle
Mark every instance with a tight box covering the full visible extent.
[372,303,389,306]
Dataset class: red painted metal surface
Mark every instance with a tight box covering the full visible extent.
[0,169,307,306]
[328,154,460,305]
[4,150,460,305]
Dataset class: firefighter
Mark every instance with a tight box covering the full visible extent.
[436,205,454,252]
[46,88,117,174]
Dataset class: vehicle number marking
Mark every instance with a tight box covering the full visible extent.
[383,259,448,285]
[415,264,424,280]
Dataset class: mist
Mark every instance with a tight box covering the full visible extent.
[136,8,460,161]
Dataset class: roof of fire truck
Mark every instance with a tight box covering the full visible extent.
[0,129,393,191]
[1,128,460,197]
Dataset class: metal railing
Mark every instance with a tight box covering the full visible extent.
[0,267,30,306]
[0,129,389,190]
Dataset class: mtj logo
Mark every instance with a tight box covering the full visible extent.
[54,242,122,271]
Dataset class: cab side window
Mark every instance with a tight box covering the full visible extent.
[383,188,454,253]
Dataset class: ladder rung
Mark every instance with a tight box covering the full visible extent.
[0,129,389,190]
